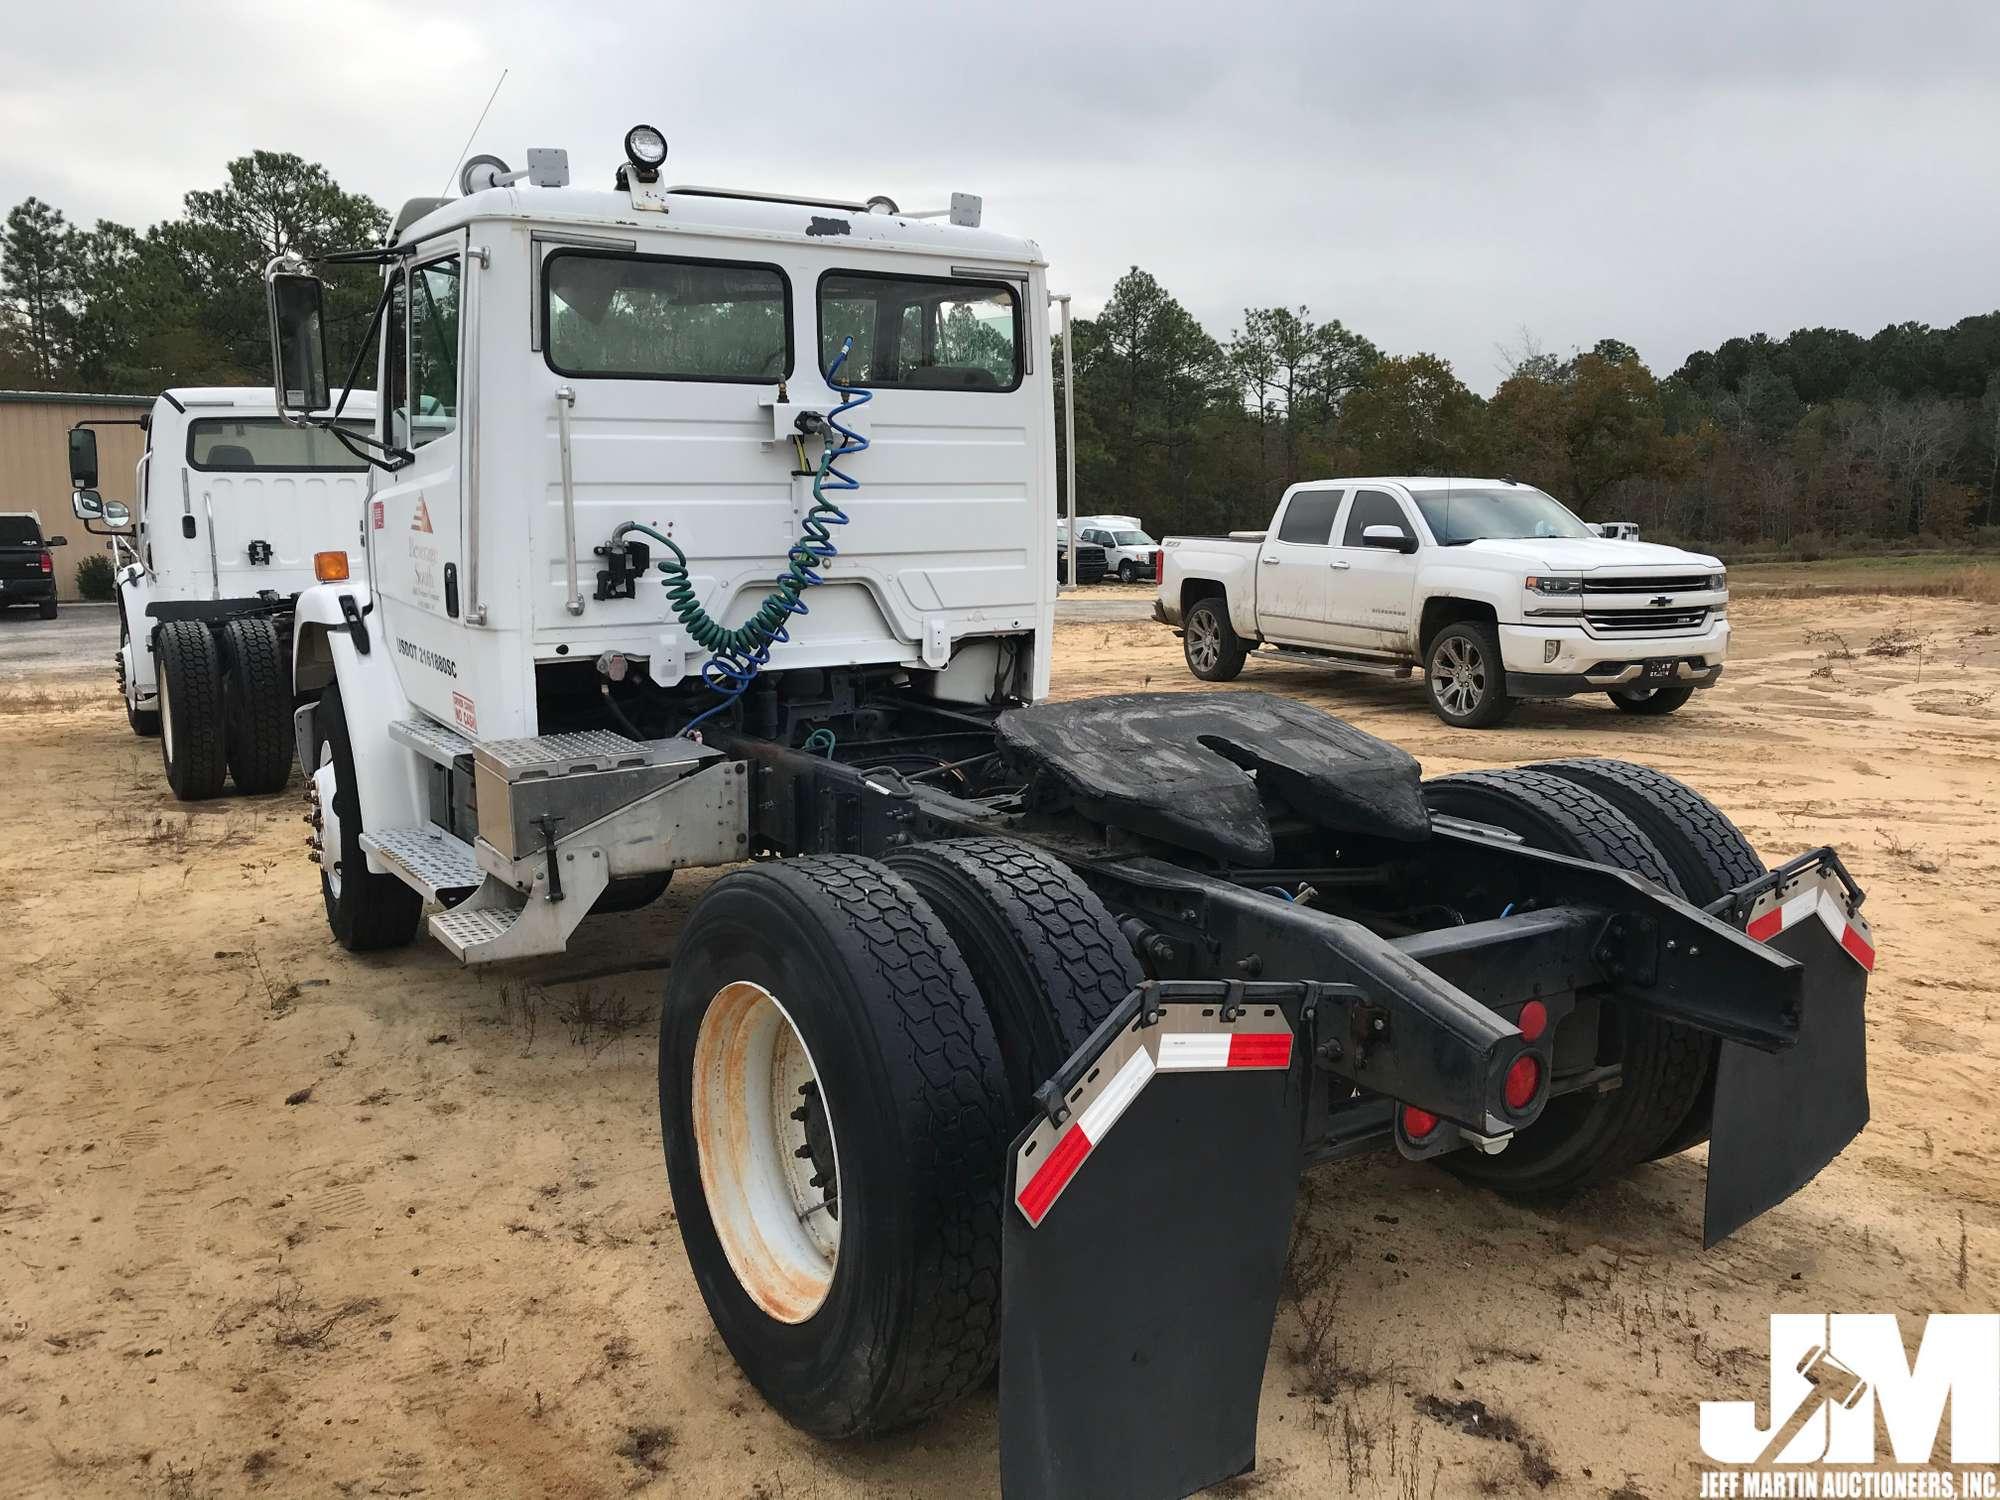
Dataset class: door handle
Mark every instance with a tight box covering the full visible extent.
[1329,559,1351,570]
[1260,556,1280,566]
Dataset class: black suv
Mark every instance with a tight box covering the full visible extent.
[0,513,65,618]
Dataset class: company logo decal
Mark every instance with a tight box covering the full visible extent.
[1699,1314,2000,1495]
[412,497,434,533]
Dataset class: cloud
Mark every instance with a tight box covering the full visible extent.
[3,0,1994,390]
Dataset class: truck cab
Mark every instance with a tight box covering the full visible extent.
[1159,477,1728,726]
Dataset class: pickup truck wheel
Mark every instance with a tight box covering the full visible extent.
[221,617,295,794]
[1183,597,1246,682]
[314,682,423,951]
[1419,768,1708,1196]
[660,856,1010,1438]
[1528,758,1765,1159]
[38,599,57,619]
[1607,680,1696,715]
[1425,622,1515,728]
[885,838,1141,1116]
[156,620,228,801]
[1117,560,1139,583]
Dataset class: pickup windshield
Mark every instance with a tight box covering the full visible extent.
[0,516,42,545]
[1113,530,1153,547]
[1412,487,1595,544]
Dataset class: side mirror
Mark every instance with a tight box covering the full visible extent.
[267,268,331,416]
[103,501,132,527]
[47,534,68,547]
[71,488,104,521]
[68,427,99,489]
[1361,524,1418,555]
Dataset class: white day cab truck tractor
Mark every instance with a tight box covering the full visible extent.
[66,389,375,798]
[260,127,1873,1499]
[1157,477,1728,727]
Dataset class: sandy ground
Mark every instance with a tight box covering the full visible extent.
[1,593,1996,1499]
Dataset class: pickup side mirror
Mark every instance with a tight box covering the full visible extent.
[47,534,68,547]
[1361,524,1418,555]
[267,268,331,416]
[68,427,99,489]
[71,488,104,521]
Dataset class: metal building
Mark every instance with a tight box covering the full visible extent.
[0,390,151,601]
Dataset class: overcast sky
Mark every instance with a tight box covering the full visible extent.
[3,1,1994,391]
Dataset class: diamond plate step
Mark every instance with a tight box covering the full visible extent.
[473,730,662,783]
[360,825,483,901]
[389,715,476,767]
[430,901,525,960]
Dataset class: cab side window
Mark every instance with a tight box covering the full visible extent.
[1342,489,1415,546]
[1276,490,1342,545]
[384,271,410,451]
[409,257,461,448]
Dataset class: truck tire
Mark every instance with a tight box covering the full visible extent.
[1419,768,1708,1196]
[38,599,57,619]
[314,682,423,951]
[1183,596,1246,682]
[119,612,160,736]
[1607,680,1696,715]
[660,856,1011,1438]
[590,871,673,914]
[221,616,295,794]
[1528,758,1765,1158]
[156,620,228,801]
[1424,621,1515,728]
[1117,560,1139,583]
[885,838,1141,1115]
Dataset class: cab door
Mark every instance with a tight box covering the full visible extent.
[367,240,476,732]
[1255,487,1343,645]
[1323,487,1421,653]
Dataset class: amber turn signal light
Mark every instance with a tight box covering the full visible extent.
[314,550,350,582]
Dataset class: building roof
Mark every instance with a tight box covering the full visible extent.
[0,389,152,406]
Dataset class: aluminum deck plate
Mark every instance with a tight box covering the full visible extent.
[430,905,521,956]
[388,716,476,766]
[473,730,667,783]
[360,825,483,898]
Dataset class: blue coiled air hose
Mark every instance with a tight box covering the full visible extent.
[612,340,871,738]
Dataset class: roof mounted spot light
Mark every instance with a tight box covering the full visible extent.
[460,154,512,194]
[623,124,668,182]
[865,195,900,215]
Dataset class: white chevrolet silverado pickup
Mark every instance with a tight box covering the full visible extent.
[1156,477,1728,727]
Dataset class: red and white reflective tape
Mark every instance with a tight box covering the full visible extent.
[1013,1006,1294,1228]
[1743,871,1875,972]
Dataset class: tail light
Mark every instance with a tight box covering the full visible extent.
[1153,548,1163,578]
[1401,1105,1440,1140]
[38,551,52,574]
[1503,1054,1542,1112]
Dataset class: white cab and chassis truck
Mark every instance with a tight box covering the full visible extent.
[65,389,374,798]
[1158,477,1729,727]
[259,130,1874,1499]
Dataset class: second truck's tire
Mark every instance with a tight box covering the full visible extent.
[1420,768,1709,1196]
[38,599,57,620]
[119,611,160,736]
[314,682,423,952]
[885,837,1142,1116]
[1182,596,1246,682]
[660,856,1012,1438]
[1607,680,1697,716]
[221,616,295,794]
[1425,620,1515,728]
[1529,758,1766,1158]
[156,620,228,801]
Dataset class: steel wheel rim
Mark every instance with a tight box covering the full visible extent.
[316,741,342,898]
[1431,636,1488,717]
[691,980,842,1323]
[1187,611,1221,672]
[159,666,175,759]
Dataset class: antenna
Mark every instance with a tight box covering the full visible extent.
[440,69,510,196]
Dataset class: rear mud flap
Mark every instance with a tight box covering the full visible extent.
[1000,990,1301,1500]
[1704,879,1873,1246]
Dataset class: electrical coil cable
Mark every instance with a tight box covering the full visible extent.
[612,339,871,739]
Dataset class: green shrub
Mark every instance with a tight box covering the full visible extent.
[75,551,115,602]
